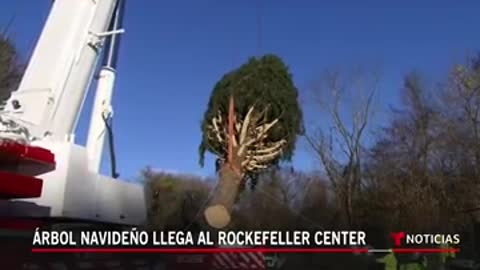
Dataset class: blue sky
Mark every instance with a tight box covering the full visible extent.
[1,0,479,180]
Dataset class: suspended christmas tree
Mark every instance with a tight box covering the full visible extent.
[199,54,304,228]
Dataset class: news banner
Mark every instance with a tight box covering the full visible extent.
[31,228,461,254]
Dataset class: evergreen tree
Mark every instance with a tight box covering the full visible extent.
[199,54,304,228]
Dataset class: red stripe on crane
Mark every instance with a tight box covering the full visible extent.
[0,171,43,198]
[0,140,55,165]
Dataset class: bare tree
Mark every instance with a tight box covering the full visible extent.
[439,55,480,223]
[363,70,471,233]
[143,168,212,231]
[232,168,326,230]
[306,66,379,228]
[0,34,22,108]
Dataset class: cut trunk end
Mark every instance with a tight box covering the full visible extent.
[204,165,242,229]
[204,205,231,229]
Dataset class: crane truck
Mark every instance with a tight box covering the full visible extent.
[0,1,268,269]
[0,0,150,268]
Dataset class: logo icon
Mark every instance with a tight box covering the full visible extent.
[390,232,406,247]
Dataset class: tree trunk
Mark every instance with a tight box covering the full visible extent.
[204,95,243,229]
[346,181,353,228]
[204,163,243,229]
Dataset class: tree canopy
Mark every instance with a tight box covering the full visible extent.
[199,54,304,167]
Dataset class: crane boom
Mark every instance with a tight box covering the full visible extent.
[2,0,117,143]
